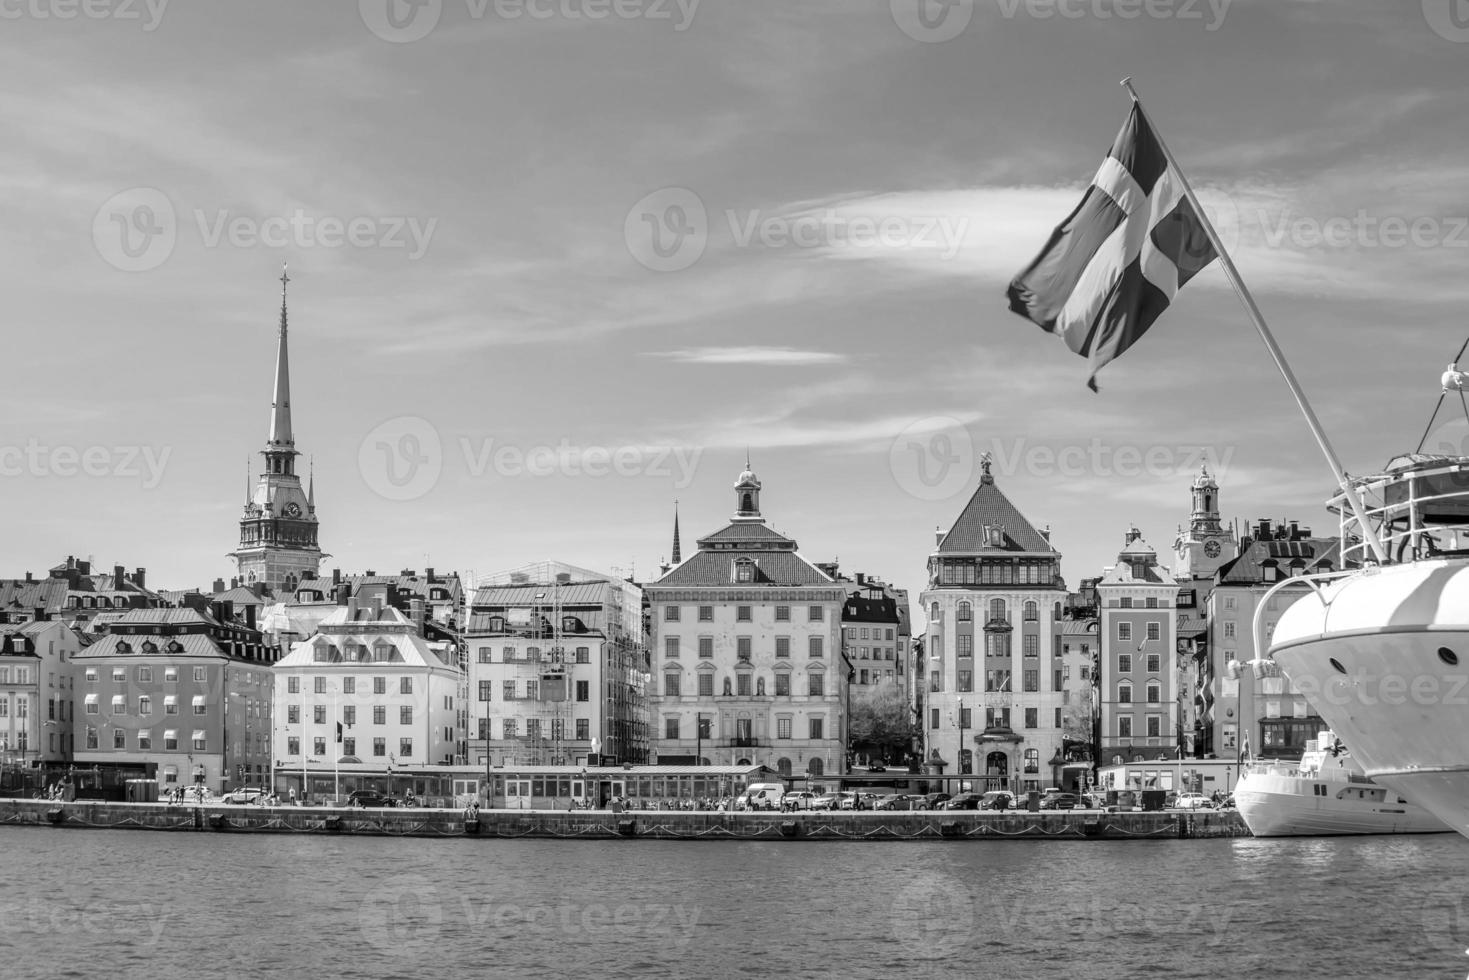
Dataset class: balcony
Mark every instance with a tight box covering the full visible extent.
[721,737,763,748]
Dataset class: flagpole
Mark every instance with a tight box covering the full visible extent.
[1119,78,1388,564]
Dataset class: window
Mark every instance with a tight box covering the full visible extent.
[775,674,790,696]
[1119,684,1132,704]
[665,717,680,740]
[400,677,413,695]
[1055,708,1062,728]
[1146,596,1158,609]
[665,606,680,621]
[1147,684,1160,704]
[164,667,177,683]
[665,673,681,697]
[374,677,387,695]
[803,605,821,622]
[1146,654,1160,673]
[931,707,940,729]
[137,729,151,750]
[85,668,97,682]
[1121,597,1133,609]
[576,647,590,664]
[343,737,356,756]
[735,563,754,583]
[698,637,714,659]
[1119,717,1132,738]
[1024,601,1038,621]
[985,633,1010,658]
[1223,621,1236,639]
[477,680,493,702]
[737,674,751,696]
[478,646,493,663]
[697,605,713,621]
[1023,669,1038,693]
[194,667,206,683]
[525,680,539,701]
[287,676,299,694]
[193,696,207,716]
[138,666,151,683]
[737,637,752,661]
[957,669,972,692]
[698,674,714,697]
[777,717,792,739]
[1118,654,1132,673]
[1024,707,1038,729]
[809,674,824,697]
[373,706,386,725]
[193,731,207,751]
[112,668,125,682]
[989,599,1007,623]
[314,676,326,694]
[1023,635,1038,657]
[985,670,1011,692]
[957,602,971,622]
[576,719,589,740]
[400,706,413,725]
[1146,622,1160,641]
[1118,622,1132,641]
[957,634,973,658]
[344,677,355,695]
[287,705,300,724]
[576,680,590,702]
[808,637,823,658]
[400,738,413,758]
[775,606,790,622]
[809,717,824,739]
[664,637,680,659]
[343,706,356,728]
[314,705,326,725]
[164,695,178,715]
[736,606,752,622]
[112,728,125,749]
[1147,716,1161,738]
[775,637,790,659]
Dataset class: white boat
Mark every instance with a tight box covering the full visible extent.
[1234,730,1451,836]
[1268,451,1469,840]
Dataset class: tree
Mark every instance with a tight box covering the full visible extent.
[848,682,916,763]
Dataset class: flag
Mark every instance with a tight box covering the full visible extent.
[335,721,343,743]
[1007,103,1218,391]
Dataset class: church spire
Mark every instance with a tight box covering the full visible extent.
[671,500,681,565]
[268,264,294,449]
[308,455,316,512]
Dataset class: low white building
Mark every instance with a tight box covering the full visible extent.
[273,600,461,800]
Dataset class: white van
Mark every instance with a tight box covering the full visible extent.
[737,783,786,811]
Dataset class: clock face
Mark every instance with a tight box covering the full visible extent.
[285,502,302,518]
[1204,540,1221,558]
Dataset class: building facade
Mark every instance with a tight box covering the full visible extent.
[920,457,1068,793]
[229,271,323,595]
[1096,529,1182,767]
[646,467,847,778]
[0,620,83,768]
[466,563,648,768]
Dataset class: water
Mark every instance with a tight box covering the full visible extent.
[3,828,1468,979]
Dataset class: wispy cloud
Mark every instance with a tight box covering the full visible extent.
[648,346,848,366]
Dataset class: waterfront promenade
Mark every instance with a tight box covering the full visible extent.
[0,798,1247,840]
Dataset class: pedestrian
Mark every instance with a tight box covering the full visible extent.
[288,787,297,807]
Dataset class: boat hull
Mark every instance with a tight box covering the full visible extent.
[1234,771,1450,837]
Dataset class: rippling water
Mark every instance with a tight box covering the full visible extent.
[4,827,1469,979]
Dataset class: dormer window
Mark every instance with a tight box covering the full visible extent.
[489,617,505,633]
[114,640,131,654]
[562,616,577,633]
[141,641,158,653]
[734,558,756,584]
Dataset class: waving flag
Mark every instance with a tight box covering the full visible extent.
[1007,103,1218,391]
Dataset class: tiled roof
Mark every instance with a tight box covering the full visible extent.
[1177,616,1207,636]
[936,479,1056,555]
[339,573,462,599]
[75,633,224,659]
[0,579,69,613]
[471,583,612,609]
[110,608,219,627]
[212,587,266,606]
[1056,620,1098,635]
[1216,536,1345,585]
[698,523,793,545]
[652,550,835,588]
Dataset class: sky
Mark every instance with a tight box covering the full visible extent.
[4,0,1469,606]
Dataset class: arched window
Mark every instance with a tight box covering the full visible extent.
[930,602,940,622]
[1024,748,1039,773]
[1023,601,1037,622]
[989,599,1007,623]
[777,758,791,776]
[957,601,971,622]
[807,758,824,776]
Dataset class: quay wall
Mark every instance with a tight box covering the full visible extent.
[0,799,1249,841]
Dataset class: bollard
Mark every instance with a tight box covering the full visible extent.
[45,807,64,825]
[780,821,800,838]
[617,819,637,837]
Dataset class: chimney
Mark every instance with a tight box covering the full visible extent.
[336,584,350,606]
[77,559,90,576]
[365,570,376,577]
[935,526,944,546]
[245,604,257,631]
[1257,519,1272,539]
[347,594,359,621]
[425,567,435,582]
[212,578,225,594]
[410,597,426,634]
[133,568,146,590]
[33,607,46,622]
[332,568,341,586]
[556,572,571,585]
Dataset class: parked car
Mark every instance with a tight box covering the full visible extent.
[867,763,887,773]
[1174,793,1214,810]
[736,784,786,811]
[842,791,883,810]
[783,791,820,811]
[920,792,952,810]
[220,787,266,805]
[812,792,844,811]
[978,791,1017,811]
[943,792,983,810]
[347,790,397,808]
[1041,792,1080,810]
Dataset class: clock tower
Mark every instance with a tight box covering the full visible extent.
[228,268,323,595]
[1173,461,1235,581]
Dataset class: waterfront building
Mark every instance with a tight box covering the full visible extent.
[827,570,909,699]
[1054,617,1097,792]
[72,606,275,793]
[1096,529,1182,767]
[920,456,1068,794]
[466,562,648,769]
[1170,464,1235,759]
[272,598,461,801]
[0,619,84,769]
[228,271,324,596]
[645,466,848,777]
[1171,463,1238,582]
[1204,520,1349,759]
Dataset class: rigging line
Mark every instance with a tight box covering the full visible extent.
[1460,388,1469,433]
[1415,391,1447,454]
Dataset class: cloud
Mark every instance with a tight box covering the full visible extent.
[647,346,849,366]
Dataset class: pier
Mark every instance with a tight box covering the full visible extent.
[0,799,1249,840]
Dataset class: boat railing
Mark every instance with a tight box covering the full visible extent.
[1329,456,1469,566]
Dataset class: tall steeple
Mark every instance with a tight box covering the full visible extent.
[671,501,682,565]
[268,264,294,451]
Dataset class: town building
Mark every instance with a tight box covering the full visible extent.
[272,597,461,801]
[72,606,275,793]
[0,619,84,770]
[228,270,324,596]
[645,466,848,778]
[1170,463,1236,757]
[919,456,1068,794]
[466,562,648,768]
[1204,520,1349,759]
[1096,529,1182,767]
